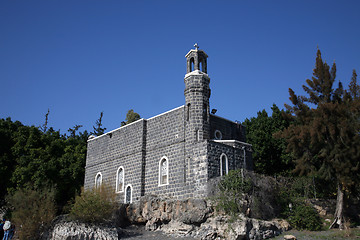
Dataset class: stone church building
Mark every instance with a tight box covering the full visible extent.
[84,45,253,203]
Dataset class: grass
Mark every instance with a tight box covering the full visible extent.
[273,228,360,240]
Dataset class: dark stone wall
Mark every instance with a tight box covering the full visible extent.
[210,114,246,141]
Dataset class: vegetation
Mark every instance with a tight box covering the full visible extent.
[216,170,324,230]
[6,187,56,240]
[286,200,323,231]
[92,111,106,136]
[69,184,118,224]
[216,169,253,215]
[278,49,360,229]
[121,109,141,126]
[243,104,293,176]
[0,116,88,212]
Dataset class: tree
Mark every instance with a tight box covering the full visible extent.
[0,118,22,202]
[68,124,83,138]
[92,111,106,136]
[121,109,141,126]
[1,116,88,211]
[279,49,360,229]
[40,109,50,132]
[242,104,293,175]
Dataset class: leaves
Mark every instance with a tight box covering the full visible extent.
[0,117,88,210]
[279,49,360,206]
[243,104,293,175]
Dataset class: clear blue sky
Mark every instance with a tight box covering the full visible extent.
[1,1,360,134]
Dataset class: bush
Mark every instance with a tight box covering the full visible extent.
[6,187,56,240]
[285,200,323,231]
[69,184,117,223]
[216,170,253,215]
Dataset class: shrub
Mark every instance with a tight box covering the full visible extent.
[69,184,117,223]
[286,200,323,231]
[216,170,253,215]
[6,187,56,240]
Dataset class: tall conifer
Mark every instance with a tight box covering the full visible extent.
[280,49,360,229]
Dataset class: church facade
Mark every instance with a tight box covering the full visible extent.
[84,46,253,203]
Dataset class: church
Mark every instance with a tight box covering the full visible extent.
[84,45,253,203]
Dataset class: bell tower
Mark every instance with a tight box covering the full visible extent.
[184,43,211,142]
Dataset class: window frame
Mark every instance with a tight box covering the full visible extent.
[95,172,102,189]
[115,166,125,193]
[124,184,133,204]
[219,153,228,176]
[158,156,169,186]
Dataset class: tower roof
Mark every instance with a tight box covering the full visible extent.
[185,43,208,58]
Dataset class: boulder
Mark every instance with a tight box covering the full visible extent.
[284,234,297,240]
[40,216,119,240]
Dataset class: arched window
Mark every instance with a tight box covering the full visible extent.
[159,157,169,186]
[95,172,102,189]
[116,167,124,193]
[124,184,132,204]
[187,103,191,121]
[220,153,228,176]
[203,103,208,122]
[190,57,194,72]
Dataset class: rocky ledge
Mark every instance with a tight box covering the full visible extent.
[42,196,290,240]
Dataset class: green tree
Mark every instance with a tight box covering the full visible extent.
[92,111,106,136]
[243,104,293,175]
[279,49,360,229]
[121,109,141,126]
[2,117,88,211]
[0,118,22,202]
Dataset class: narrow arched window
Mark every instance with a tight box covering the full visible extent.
[187,103,191,121]
[203,103,208,122]
[116,167,124,193]
[159,157,169,186]
[124,184,132,204]
[220,153,228,176]
[95,172,102,189]
[190,57,194,72]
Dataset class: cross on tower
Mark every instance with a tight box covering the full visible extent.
[194,43,199,50]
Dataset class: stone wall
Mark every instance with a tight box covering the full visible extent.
[210,114,246,142]
[84,119,147,202]
[207,141,252,179]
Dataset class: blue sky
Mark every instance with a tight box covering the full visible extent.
[1,1,360,134]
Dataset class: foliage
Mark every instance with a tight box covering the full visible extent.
[6,187,56,240]
[0,117,88,212]
[121,109,141,126]
[286,200,323,231]
[216,170,253,215]
[278,49,360,228]
[69,184,118,224]
[0,118,22,203]
[92,111,106,136]
[277,177,323,231]
[243,104,293,176]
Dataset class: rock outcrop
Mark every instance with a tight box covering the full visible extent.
[126,196,290,240]
[42,196,290,240]
[40,216,120,240]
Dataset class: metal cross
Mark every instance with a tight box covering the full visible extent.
[194,43,199,50]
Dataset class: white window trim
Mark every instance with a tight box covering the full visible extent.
[95,172,102,189]
[220,153,228,176]
[124,184,133,204]
[115,166,125,193]
[158,156,169,186]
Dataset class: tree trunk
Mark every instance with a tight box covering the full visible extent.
[329,182,344,229]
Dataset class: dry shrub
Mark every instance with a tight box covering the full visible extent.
[6,187,56,240]
[69,183,118,224]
